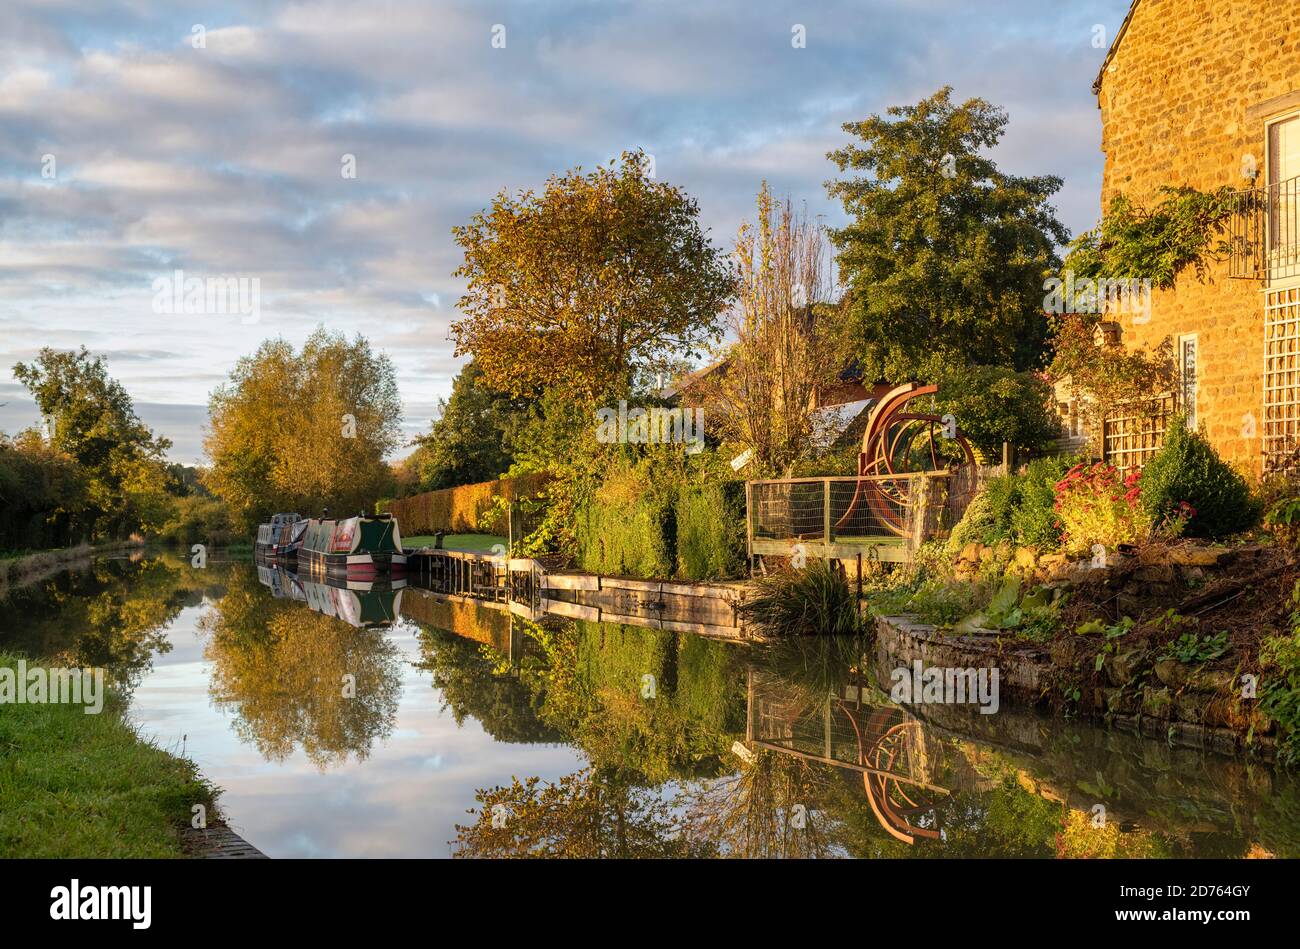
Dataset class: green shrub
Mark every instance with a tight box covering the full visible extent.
[1138,416,1259,538]
[743,560,862,637]
[946,490,995,555]
[933,365,1063,460]
[947,456,1070,553]
[676,482,746,580]
[1011,457,1071,547]
[1265,495,1300,549]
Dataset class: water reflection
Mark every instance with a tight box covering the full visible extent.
[3,554,1299,858]
[200,566,403,767]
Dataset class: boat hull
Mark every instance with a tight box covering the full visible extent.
[299,548,407,579]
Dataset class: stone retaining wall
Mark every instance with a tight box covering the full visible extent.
[873,613,1277,762]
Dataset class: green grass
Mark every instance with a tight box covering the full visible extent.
[402,533,507,553]
[0,652,219,857]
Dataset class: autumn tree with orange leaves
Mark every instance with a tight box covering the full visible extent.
[450,151,734,404]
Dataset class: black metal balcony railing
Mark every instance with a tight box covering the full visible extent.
[1229,174,1300,282]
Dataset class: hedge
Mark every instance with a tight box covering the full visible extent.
[676,482,747,580]
[575,477,747,582]
[574,484,676,579]
[381,472,551,536]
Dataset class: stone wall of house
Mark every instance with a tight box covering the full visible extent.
[1095,0,1300,475]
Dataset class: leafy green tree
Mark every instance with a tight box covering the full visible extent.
[407,360,524,491]
[932,365,1061,458]
[12,347,174,538]
[204,328,402,529]
[826,87,1068,383]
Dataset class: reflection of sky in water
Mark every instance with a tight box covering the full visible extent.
[127,605,583,858]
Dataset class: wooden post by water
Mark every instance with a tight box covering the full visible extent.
[822,478,832,558]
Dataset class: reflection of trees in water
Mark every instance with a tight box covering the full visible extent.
[452,769,709,858]
[517,620,746,784]
[412,622,562,744]
[680,751,844,858]
[0,554,225,693]
[411,611,747,784]
[199,567,402,768]
[419,601,1300,858]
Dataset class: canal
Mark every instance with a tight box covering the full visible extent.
[3,549,1298,858]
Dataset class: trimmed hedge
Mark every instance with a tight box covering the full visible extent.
[382,472,551,536]
[676,482,747,580]
[574,482,676,579]
[575,474,747,582]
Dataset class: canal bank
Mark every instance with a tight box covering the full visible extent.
[872,611,1279,762]
[0,650,224,858]
[0,540,145,600]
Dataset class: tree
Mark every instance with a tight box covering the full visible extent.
[702,183,847,476]
[204,328,402,529]
[450,151,735,403]
[1047,314,1176,456]
[407,359,524,491]
[826,87,1068,383]
[932,364,1061,459]
[12,347,174,538]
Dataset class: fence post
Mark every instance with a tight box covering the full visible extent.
[745,480,754,567]
[910,475,929,553]
[823,479,833,557]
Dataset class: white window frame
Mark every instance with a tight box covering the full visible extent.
[1266,109,1300,279]
[1177,333,1198,429]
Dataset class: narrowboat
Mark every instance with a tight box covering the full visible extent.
[255,512,307,563]
[297,511,406,578]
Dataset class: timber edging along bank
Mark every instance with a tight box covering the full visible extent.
[872,613,1278,763]
[182,824,269,859]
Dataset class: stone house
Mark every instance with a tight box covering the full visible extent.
[1090,0,1300,476]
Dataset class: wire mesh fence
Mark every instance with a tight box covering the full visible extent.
[748,473,970,555]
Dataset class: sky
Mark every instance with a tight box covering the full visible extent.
[0,0,1133,465]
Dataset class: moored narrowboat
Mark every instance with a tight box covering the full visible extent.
[255,512,307,563]
[298,511,406,578]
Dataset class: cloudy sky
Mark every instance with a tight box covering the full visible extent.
[0,0,1131,464]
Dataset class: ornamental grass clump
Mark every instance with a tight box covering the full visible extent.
[1053,461,1151,553]
[743,560,863,637]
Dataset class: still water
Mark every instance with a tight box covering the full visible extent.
[4,551,1298,858]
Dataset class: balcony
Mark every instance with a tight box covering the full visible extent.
[1228,174,1300,282]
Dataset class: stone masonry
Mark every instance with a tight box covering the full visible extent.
[1094,0,1300,475]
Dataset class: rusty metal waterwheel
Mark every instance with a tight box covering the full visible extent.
[835,383,980,537]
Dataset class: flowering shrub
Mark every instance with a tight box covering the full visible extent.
[1053,462,1151,552]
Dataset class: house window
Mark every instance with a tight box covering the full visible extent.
[1178,335,1198,428]
[1268,113,1300,274]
